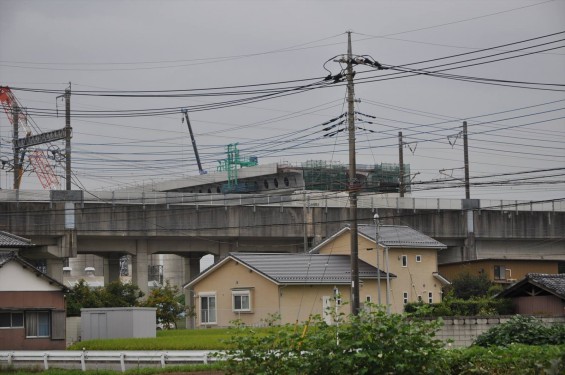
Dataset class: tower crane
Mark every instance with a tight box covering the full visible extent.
[0,86,60,190]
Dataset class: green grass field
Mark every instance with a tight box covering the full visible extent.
[67,327,236,350]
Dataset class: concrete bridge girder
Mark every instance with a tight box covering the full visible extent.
[1,201,564,293]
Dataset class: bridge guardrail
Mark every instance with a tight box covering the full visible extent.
[0,190,562,211]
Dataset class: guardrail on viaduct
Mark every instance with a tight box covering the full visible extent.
[0,190,563,212]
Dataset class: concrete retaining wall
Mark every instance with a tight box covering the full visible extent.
[434,316,565,347]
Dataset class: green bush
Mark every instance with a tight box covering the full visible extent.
[405,297,514,317]
[447,344,565,375]
[450,272,493,300]
[217,305,449,375]
[474,315,565,347]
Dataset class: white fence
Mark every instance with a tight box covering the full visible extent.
[0,350,219,372]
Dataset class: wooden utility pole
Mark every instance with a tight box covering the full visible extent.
[463,121,470,199]
[65,87,71,190]
[398,131,404,197]
[346,31,360,315]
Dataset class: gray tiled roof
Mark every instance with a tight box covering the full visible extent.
[0,231,33,248]
[358,225,446,249]
[527,273,565,299]
[230,252,394,285]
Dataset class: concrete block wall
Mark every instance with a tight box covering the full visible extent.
[66,317,81,347]
[433,316,565,347]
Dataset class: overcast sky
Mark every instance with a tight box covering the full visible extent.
[1,0,564,203]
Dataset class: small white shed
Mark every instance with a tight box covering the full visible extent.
[81,307,157,340]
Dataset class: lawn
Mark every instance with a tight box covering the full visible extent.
[67,326,284,351]
[68,328,232,350]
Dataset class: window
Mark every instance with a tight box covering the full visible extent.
[0,312,24,328]
[232,290,251,312]
[263,180,269,189]
[200,294,216,324]
[558,262,565,274]
[401,255,408,267]
[366,295,372,303]
[25,311,50,337]
[416,255,422,263]
[284,177,290,187]
[403,292,408,304]
[428,292,433,304]
[494,265,506,280]
[274,178,279,188]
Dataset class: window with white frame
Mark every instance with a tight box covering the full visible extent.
[401,255,408,267]
[403,292,408,304]
[25,311,50,337]
[232,290,251,312]
[416,255,422,263]
[200,294,217,324]
[428,292,433,304]
[0,311,24,328]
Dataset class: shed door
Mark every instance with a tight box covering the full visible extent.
[91,313,107,339]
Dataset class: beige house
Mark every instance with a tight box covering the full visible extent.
[185,252,393,327]
[310,224,449,314]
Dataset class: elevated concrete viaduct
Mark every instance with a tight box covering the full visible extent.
[0,191,563,295]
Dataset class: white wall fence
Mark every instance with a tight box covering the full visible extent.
[0,350,218,372]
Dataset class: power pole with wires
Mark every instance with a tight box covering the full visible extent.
[65,86,72,191]
[345,31,360,316]
[399,131,404,197]
[329,31,386,316]
[463,121,470,199]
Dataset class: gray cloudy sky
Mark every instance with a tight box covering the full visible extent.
[1,0,564,202]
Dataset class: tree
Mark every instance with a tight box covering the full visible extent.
[66,280,144,316]
[450,272,492,300]
[99,280,144,307]
[142,281,185,329]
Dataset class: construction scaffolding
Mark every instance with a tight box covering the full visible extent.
[367,163,411,193]
[302,160,348,191]
[301,160,410,193]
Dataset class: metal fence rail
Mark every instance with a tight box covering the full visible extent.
[0,350,219,372]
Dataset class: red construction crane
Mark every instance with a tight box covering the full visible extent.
[0,86,60,190]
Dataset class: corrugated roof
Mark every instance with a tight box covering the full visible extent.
[230,252,394,285]
[358,225,446,249]
[0,231,33,248]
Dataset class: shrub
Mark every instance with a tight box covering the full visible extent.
[447,344,565,375]
[451,272,492,300]
[405,297,513,317]
[218,305,449,375]
[474,315,565,347]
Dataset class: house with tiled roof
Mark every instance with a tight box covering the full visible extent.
[495,273,565,316]
[0,232,68,350]
[309,224,449,314]
[185,252,394,327]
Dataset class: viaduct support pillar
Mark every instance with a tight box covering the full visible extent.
[46,258,64,284]
[132,240,149,297]
[103,256,122,286]
[183,257,200,330]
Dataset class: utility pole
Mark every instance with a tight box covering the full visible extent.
[65,87,71,191]
[398,131,404,197]
[463,121,470,199]
[12,103,20,189]
[346,31,360,316]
